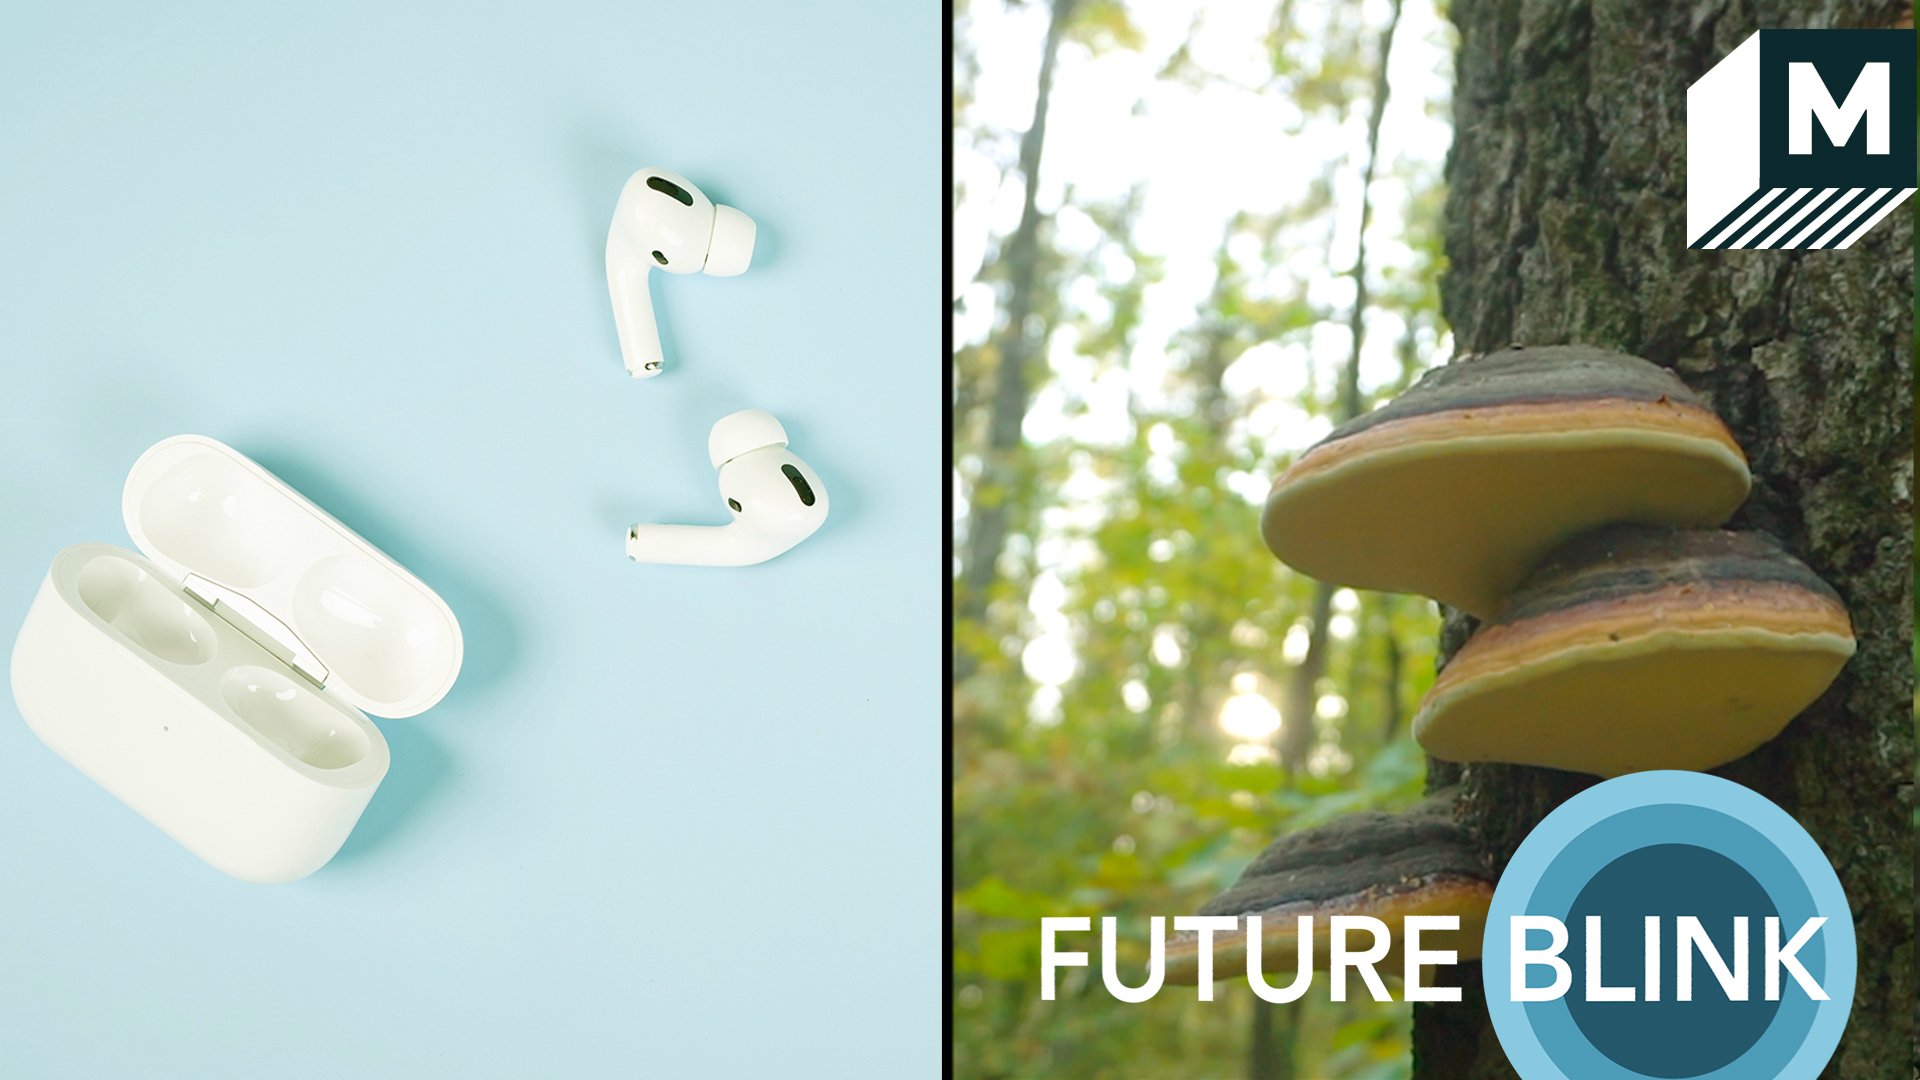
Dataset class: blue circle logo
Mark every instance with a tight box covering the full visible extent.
[1484,772,1855,1079]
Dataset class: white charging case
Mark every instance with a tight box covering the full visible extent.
[9,435,463,883]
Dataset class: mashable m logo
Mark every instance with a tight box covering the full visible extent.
[1788,61,1889,155]
[1688,30,1915,249]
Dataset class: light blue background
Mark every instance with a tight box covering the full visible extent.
[0,3,938,1076]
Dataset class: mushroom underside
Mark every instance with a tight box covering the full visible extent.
[1414,528,1855,776]
[1263,426,1748,618]
[1414,620,1853,777]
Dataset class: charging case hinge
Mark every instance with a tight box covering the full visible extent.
[181,574,330,688]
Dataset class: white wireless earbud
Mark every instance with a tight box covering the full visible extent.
[605,167,756,378]
[627,410,829,566]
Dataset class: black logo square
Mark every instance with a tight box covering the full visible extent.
[1758,29,1915,190]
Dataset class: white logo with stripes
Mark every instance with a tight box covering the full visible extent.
[1688,32,1914,250]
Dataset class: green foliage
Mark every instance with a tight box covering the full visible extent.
[1066,0,1146,52]
[954,1,1455,1075]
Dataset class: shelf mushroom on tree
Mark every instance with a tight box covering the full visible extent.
[1413,525,1856,777]
[1260,345,1753,618]
[1257,344,1854,777]
[1185,341,1861,1043]
[1165,795,1493,990]
[1409,2,1913,1070]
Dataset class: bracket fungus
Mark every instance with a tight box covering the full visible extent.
[1165,797,1493,985]
[1261,346,1752,618]
[1412,526,1856,777]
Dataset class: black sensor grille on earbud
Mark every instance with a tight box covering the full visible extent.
[646,176,695,206]
[781,465,816,507]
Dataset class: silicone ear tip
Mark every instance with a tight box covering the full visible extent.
[708,409,788,468]
[706,206,756,277]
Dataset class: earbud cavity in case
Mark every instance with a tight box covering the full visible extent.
[9,435,463,883]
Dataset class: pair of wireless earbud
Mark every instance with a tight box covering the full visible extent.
[608,168,828,567]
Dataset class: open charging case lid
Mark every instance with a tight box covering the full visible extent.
[122,435,463,718]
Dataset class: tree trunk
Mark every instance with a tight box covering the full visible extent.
[1279,0,1405,777]
[954,0,1075,686]
[1413,1,1915,1077]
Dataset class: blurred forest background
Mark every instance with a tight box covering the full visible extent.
[951,0,1458,1076]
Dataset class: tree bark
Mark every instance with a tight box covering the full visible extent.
[1413,1,1915,1077]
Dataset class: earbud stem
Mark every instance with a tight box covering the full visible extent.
[626,524,779,566]
[607,256,664,378]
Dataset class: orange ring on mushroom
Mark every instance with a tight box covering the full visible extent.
[1262,346,1750,618]
[1413,526,1855,777]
